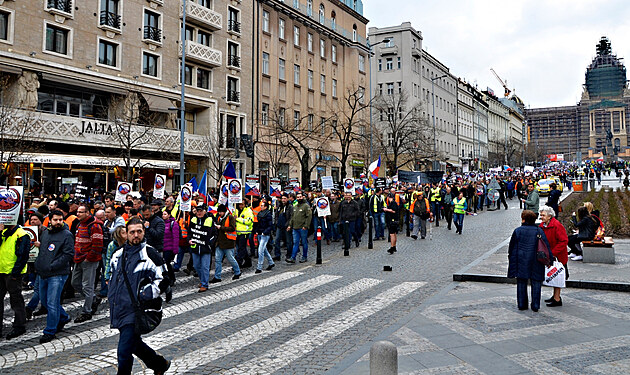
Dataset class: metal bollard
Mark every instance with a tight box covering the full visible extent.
[405,211,410,237]
[343,221,350,256]
[368,215,373,249]
[316,226,322,265]
[370,341,397,375]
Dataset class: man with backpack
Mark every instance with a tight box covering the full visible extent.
[410,191,431,239]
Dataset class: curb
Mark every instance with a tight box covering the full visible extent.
[452,273,630,292]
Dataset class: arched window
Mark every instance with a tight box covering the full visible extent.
[352,24,357,42]
[307,0,313,17]
[331,11,336,30]
[319,4,325,24]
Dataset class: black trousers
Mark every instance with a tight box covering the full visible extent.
[568,234,584,255]
[0,274,26,330]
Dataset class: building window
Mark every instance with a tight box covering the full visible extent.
[385,38,394,47]
[308,114,313,131]
[0,11,8,41]
[332,79,337,97]
[294,110,300,129]
[262,10,269,33]
[261,103,269,125]
[307,33,313,52]
[294,64,300,84]
[279,58,286,80]
[386,58,393,70]
[98,39,117,67]
[331,45,337,63]
[180,64,193,85]
[352,24,357,42]
[331,11,336,30]
[359,54,365,72]
[397,57,401,69]
[47,0,72,14]
[228,7,240,33]
[320,39,325,57]
[308,69,313,90]
[198,30,211,46]
[262,52,269,75]
[321,117,326,135]
[142,52,159,77]
[197,68,211,89]
[387,83,394,95]
[320,74,325,93]
[307,0,313,17]
[45,24,69,55]
[227,41,240,68]
[293,26,300,46]
[278,18,285,40]
[227,76,239,103]
[100,0,120,29]
[398,81,402,93]
[319,4,325,24]
[143,10,161,43]
[378,59,382,71]
[278,108,285,127]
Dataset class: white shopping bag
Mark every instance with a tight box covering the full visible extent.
[543,260,566,288]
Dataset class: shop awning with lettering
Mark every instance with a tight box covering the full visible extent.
[13,153,179,170]
[142,93,175,113]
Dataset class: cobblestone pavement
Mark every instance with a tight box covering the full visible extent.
[0,196,540,374]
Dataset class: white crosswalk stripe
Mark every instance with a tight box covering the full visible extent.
[40,273,339,375]
[220,281,425,375]
[0,271,300,369]
[161,278,382,374]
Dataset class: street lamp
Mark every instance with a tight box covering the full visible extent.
[431,74,448,171]
[368,37,390,177]
[179,0,188,187]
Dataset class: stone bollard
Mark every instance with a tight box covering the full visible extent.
[370,341,397,375]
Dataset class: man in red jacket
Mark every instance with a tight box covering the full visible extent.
[72,203,103,323]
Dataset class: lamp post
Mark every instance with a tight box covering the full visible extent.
[368,37,390,176]
[431,74,448,171]
[179,0,188,187]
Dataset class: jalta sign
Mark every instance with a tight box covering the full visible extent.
[79,120,114,136]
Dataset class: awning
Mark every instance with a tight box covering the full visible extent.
[41,73,128,95]
[142,93,175,113]
[13,153,180,169]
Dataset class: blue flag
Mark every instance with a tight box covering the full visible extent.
[223,160,237,180]
[198,170,207,203]
[188,176,198,192]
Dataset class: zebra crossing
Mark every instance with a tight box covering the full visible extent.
[0,269,427,374]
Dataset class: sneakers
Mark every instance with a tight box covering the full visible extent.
[74,313,93,323]
[285,257,296,263]
[546,298,562,307]
[39,333,56,344]
[411,235,418,240]
[91,296,102,315]
[210,277,222,284]
[255,269,262,274]
[5,327,26,340]
[568,253,577,259]
[25,307,33,320]
[299,258,307,263]
[266,264,275,271]
[232,273,241,280]
[571,255,583,261]
[57,318,71,332]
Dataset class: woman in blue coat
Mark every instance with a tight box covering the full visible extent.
[507,210,550,312]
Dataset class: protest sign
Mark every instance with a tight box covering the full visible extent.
[115,182,131,202]
[343,178,355,195]
[315,196,331,217]
[228,179,243,204]
[179,183,193,212]
[23,225,39,262]
[0,186,23,225]
[153,174,166,199]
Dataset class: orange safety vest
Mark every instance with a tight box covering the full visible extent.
[252,205,262,223]
[43,216,50,227]
[64,214,77,228]
[225,215,237,240]
[179,216,190,239]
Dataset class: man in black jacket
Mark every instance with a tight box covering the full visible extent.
[273,194,293,261]
[142,202,165,253]
[35,210,74,343]
[339,192,360,247]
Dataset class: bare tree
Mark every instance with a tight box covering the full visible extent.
[257,129,292,178]
[372,90,437,175]
[203,124,229,185]
[107,92,167,181]
[263,104,332,187]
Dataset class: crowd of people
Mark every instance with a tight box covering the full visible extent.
[0,160,624,373]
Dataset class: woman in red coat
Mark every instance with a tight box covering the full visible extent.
[539,205,568,307]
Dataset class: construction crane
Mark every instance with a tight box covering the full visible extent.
[490,68,511,97]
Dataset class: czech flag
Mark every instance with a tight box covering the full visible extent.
[197,170,207,203]
[369,156,381,178]
[207,205,218,215]
[270,185,282,197]
[223,160,237,180]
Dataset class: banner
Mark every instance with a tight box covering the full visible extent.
[289,177,300,192]
[245,175,260,197]
[219,182,229,205]
[315,196,331,217]
[153,174,166,199]
[179,183,193,212]
[269,178,282,197]
[23,225,39,262]
[397,170,443,185]
[0,186,23,225]
[189,220,210,247]
[375,178,387,188]
[228,179,243,204]
[74,184,90,203]
[343,178,355,195]
[115,182,131,202]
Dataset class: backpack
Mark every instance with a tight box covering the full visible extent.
[591,215,605,241]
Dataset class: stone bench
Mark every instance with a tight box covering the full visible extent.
[582,237,615,264]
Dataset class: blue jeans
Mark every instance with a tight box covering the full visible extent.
[372,213,385,238]
[39,275,69,335]
[174,246,190,271]
[117,324,167,375]
[313,216,330,240]
[453,213,465,232]
[431,201,441,224]
[27,275,41,311]
[191,252,211,287]
[291,228,309,260]
[215,247,241,280]
[257,234,274,270]
[99,258,109,297]
[274,227,292,257]
[477,195,485,210]
[517,278,542,310]
[331,222,340,241]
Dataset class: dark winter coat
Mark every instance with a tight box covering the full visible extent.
[256,209,274,236]
[546,189,562,215]
[339,199,360,222]
[275,203,293,228]
[571,215,598,241]
[507,223,549,281]
[163,217,180,254]
[35,225,74,279]
[145,213,165,252]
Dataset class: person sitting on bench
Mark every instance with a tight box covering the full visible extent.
[568,207,598,261]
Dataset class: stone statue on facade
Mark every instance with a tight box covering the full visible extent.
[15,71,40,110]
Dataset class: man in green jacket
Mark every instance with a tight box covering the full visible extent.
[286,191,312,263]
[523,183,540,212]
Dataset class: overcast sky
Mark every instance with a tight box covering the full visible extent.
[364,0,630,108]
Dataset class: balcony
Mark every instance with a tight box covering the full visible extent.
[228,20,241,34]
[143,26,162,44]
[47,0,72,16]
[227,90,240,103]
[180,40,222,68]
[181,0,222,31]
[99,10,121,31]
[412,46,421,58]
[379,45,398,55]
[227,54,241,68]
